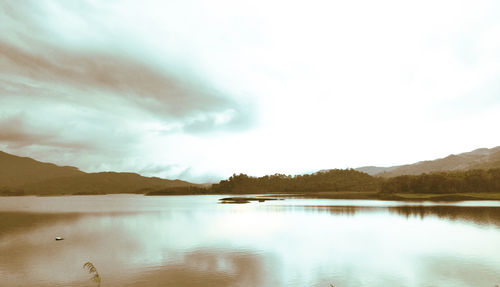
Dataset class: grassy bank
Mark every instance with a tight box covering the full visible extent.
[390,192,500,201]
[277,191,500,201]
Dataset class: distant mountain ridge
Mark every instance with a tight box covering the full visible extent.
[355,146,500,177]
[354,166,398,175]
[0,151,197,195]
[0,151,84,187]
[4,146,500,196]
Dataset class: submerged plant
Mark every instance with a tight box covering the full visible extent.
[83,261,101,287]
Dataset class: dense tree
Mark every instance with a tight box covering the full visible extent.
[210,169,380,194]
[380,169,500,194]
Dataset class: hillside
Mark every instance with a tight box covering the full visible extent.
[380,168,500,194]
[355,166,398,175]
[365,146,500,178]
[0,151,83,187]
[21,172,194,195]
[470,149,500,170]
[0,151,197,195]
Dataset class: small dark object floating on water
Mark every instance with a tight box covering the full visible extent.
[219,197,282,204]
[55,237,64,241]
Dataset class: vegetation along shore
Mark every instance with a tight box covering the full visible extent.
[1,149,500,201]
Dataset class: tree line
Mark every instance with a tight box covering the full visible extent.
[4,167,500,196]
[209,168,500,194]
[380,168,500,194]
[210,169,380,194]
[147,168,500,195]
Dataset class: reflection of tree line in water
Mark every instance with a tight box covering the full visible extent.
[273,205,500,227]
[389,206,500,227]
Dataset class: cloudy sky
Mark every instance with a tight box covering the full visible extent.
[1,0,500,182]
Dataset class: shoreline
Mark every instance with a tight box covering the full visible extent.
[2,191,500,201]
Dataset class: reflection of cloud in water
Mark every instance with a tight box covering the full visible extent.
[124,250,277,287]
[0,211,156,286]
[0,211,279,286]
[415,255,500,287]
[1,197,500,287]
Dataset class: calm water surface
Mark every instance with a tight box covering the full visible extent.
[0,195,499,287]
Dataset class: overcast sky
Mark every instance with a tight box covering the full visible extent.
[1,0,500,182]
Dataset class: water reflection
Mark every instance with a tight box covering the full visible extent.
[276,205,500,227]
[0,212,83,236]
[389,205,500,227]
[0,195,499,287]
[125,250,278,287]
[416,255,500,287]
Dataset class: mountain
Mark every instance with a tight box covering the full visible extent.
[0,151,83,187]
[21,172,194,195]
[354,166,398,176]
[359,146,500,177]
[0,151,197,195]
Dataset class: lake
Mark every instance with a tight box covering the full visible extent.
[0,195,499,287]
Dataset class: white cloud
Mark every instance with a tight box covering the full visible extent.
[1,0,500,182]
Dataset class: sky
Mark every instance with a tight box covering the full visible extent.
[1,0,500,183]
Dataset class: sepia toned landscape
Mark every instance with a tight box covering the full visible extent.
[1,1,500,286]
[2,147,500,200]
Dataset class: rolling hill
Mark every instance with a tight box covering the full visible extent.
[356,146,500,177]
[0,151,84,187]
[0,151,197,195]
